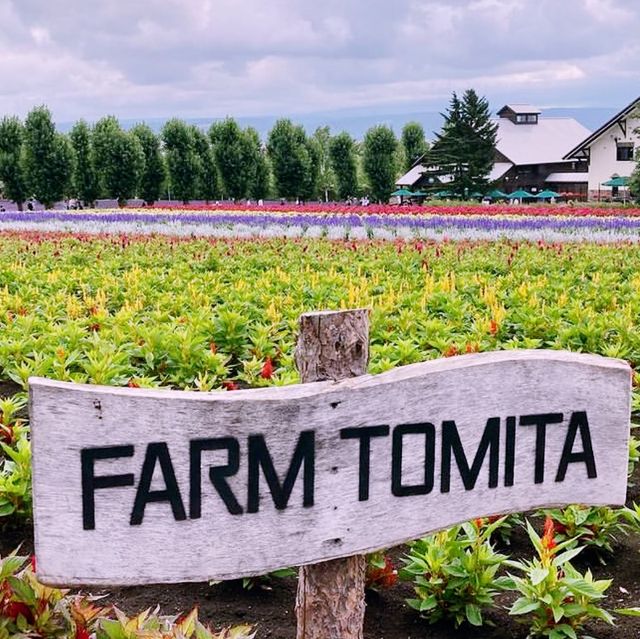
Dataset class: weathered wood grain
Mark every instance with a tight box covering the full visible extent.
[29,349,631,586]
[294,310,368,639]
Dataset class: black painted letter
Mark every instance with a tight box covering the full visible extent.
[81,445,135,530]
[247,431,315,513]
[519,413,563,484]
[556,411,597,482]
[340,425,390,501]
[441,417,500,492]
[190,437,242,518]
[392,423,435,496]
[130,443,187,525]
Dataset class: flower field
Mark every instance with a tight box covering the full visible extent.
[1,228,640,638]
[4,206,640,242]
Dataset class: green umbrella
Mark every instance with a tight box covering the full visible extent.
[535,190,561,199]
[411,190,428,197]
[507,189,534,199]
[601,176,629,187]
[487,189,509,199]
[390,188,415,197]
[470,191,484,198]
[432,190,453,198]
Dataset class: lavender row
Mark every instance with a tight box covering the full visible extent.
[4,210,640,233]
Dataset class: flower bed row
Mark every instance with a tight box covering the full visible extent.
[4,209,640,242]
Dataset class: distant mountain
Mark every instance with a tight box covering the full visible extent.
[57,107,617,141]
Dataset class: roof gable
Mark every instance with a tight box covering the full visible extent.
[563,95,640,159]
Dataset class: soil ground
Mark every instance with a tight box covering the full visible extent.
[1,377,639,638]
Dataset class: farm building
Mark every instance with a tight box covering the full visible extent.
[564,96,640,200]
[397,104,591,198]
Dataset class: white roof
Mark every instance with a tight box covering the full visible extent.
[500,104,541,115]
[396,164,425,187]
[496,117,591,165]
[488,162,513,181]
[545,173,588,183]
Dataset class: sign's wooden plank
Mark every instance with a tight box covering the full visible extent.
[29,350,631,586]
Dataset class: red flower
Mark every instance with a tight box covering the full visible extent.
[489,319,498,336]
[261,357,274,379]
[2,601,34,623]
[75,626,91,639]
[542,516,556,550]
[222,381,239,391]
[30,555,37,572]
[209,341,217,354]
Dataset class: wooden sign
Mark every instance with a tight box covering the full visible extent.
[29,349,631,587]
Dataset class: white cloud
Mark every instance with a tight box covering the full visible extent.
[0,0,638,124]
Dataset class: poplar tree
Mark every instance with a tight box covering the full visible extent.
[93,116,145,206]
[267,119,312,200]
[401,121,429,171]
[162,118,199,203]
[362,125,398,203]
[209,118,251,199]
[245,127,271,200]
[131,123,166,205]
[0,116,28,210]
[69,120,99,207]
[22,106,73,208]
[191,126,219,202]
[329,131,359,199]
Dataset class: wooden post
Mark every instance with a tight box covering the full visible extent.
[294,308,369,639]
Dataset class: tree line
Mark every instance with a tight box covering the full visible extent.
[0,106,433,210]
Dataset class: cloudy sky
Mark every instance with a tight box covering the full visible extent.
[1,0,638,124]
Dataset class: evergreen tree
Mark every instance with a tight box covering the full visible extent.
[329,131,359,200]
[162,119,199,203]
[93,116,145,206]
[209,118,251,199]
[362,125,398,203]
[428,89,498,198]
[245,127,271,200]
[131,124,166,205]
[301,136,321,201]
[69,120,99,207]
[267,119,311,200]
[22,106,73,208]
[401,121,429,171]
[191,126,219,202]
[0,116,28,210]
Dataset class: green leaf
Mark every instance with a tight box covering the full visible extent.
[509,597,540,615]
[465,603,482,626]
[616,607,640,617]
[530,566,548,586]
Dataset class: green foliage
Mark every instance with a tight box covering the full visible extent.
[21,106,73,208]
[245,127,271,200]
[542,505,630,558]
[267,119,313,199]
[329,131,359,199]
[93,116,145,206]
[362,125,398,203]
[210,118,252,199]
[0,116,28,209]
[162,118,200,203]
[504,519,614,638]
[0,422,31,518]
[69,120,99,206]
[401,121,429,171]
[428,89,498,198]
[0,550,255,639]
[191,126,219,202]
[310,126,335,202]
[400,518,510,627]
[131,123,166,205]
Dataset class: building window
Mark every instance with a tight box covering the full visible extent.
[516,114,538,124]
[616,143,634,161]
